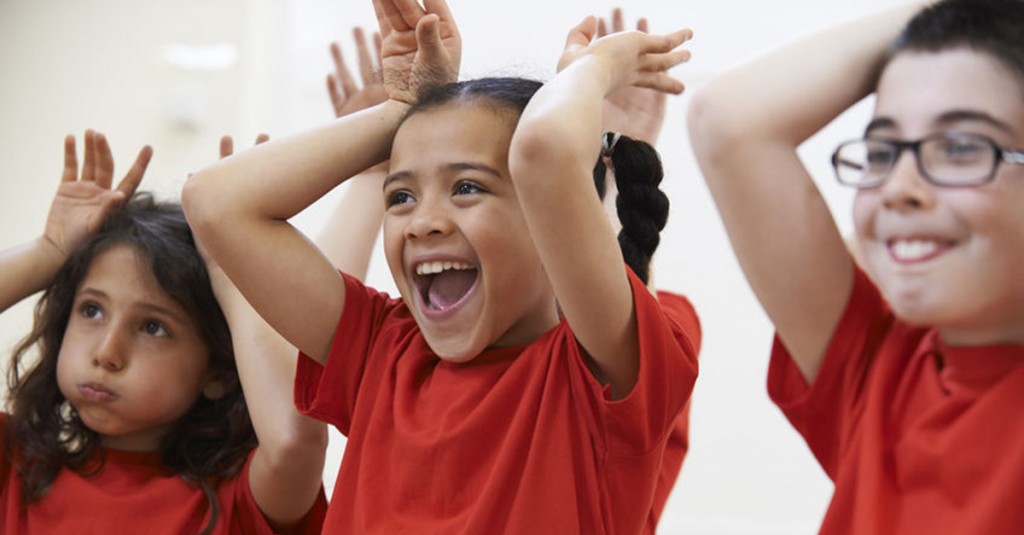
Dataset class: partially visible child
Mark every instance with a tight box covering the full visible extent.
[183,0,698,532]
[0,130,325,534]
[593,9,702,532]
[689,0,1024,532]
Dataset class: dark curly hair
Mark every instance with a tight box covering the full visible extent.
[4,193,256,534]
[408,77,669,284]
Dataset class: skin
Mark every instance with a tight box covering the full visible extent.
[384,103,559,361]
[56,244,219,452]
[853,49,1024,345]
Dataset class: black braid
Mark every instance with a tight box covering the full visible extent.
[593,133,669,284]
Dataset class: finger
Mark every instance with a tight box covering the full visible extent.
[373,32,383,63]
[94,132,115,189]
[354,27,376,84]
[220,135,234,159]
[414,14,446,63]
[114,145,153,198]
[634,72,686,95]
[423,0,458,32]
[254,133,270,145]
[381,0,423,32]
[641,48,692,72]
[597,17,608,38]
[637,17,649,33]
[61,135,78,183]
[331,41,358,99]
[563,15,598,54]
[327,74,345,117]
[81,129,97,184]
[611,7,624,33]
[372,0,392,36]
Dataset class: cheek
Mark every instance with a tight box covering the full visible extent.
[851,192,876,238]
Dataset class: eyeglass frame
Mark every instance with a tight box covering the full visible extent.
[830,131,1024,189]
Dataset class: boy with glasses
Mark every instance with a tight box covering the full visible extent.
[689,0,1024,533]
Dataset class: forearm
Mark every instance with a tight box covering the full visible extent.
[212,273,328,525]
[689,4,922,154]
[0,238,66,313]
[316,167,386,281]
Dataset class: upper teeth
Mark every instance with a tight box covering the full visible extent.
[891,240,938,260]
[416,261,473,275]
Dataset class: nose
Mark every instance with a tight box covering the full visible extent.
[879,149,936,212]
[92,328,126,372]
[404,197,455,240]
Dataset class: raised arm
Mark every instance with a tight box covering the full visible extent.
[183,0,460,363]
[596,7,670,293]
[687,4,922,382]
[200,135,328,529]
[508,17,691,398]
[321,27,389,280]
[0,130,150,312]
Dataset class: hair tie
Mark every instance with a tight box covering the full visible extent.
[601,131,621,158]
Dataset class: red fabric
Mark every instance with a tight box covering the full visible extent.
[296,269,699,534]
[0,415,326,534]
[769,267,1024,535]
[644,290,702,534]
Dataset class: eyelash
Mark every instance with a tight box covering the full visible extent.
[75,301,170,337]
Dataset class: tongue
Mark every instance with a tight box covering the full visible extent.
[428,269,477,310]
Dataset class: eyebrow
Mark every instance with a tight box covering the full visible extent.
[383,162,506,191]
[77,287,190,326]
[865,109,1017,137]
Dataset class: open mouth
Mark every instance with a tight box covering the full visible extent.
[414,261,479,312]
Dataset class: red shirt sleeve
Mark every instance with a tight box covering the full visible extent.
[570,269,701,456]
[767,267,893,478]
[294,273,404,435]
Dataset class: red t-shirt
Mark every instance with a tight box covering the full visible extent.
[0,415,326,534]
[769,268,1024,534]
[296,269,699,534]
[645,290,702,534]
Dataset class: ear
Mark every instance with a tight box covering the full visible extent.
[202,372,235,400]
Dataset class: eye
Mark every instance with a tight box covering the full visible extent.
[80,302,103,320]
[386,189,415,208]
[939,138,987,162]
[454,181,483,196]
[142,320,169,337]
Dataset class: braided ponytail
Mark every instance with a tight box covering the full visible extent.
[593,132,669,284]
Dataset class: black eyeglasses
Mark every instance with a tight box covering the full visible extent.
[831,132,1024,188]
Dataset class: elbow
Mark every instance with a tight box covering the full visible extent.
[687,83,749,177]
[262,418,329,468]
[181,170,219,237]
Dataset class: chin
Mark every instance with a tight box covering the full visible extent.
[422,331,488,363]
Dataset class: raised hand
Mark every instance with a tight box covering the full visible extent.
[597,8,668,145]
[558,15,692,97]
[327,27,388,117]
[43,129,153,260]
[373,0,461,103]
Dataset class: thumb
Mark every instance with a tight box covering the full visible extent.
[565,15,598,51]
[558,16,598,71]
[415,14,445,59]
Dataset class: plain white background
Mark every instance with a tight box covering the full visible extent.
[0,1,906,532]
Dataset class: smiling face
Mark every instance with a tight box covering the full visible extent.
[56,244,217,451]
[383,101,559,362]
[852,48,1024,344]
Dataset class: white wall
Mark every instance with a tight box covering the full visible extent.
[0,1,903,533]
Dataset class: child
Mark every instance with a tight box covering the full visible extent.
[183,0,698,532]
[689,0,1024,533]
[1,130,325,534]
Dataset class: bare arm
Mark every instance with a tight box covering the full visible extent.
[321,27,389,279]
[687,4,923,382]
[198,136,327,528]
[509,18,691,398]
[1,131,150,313]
